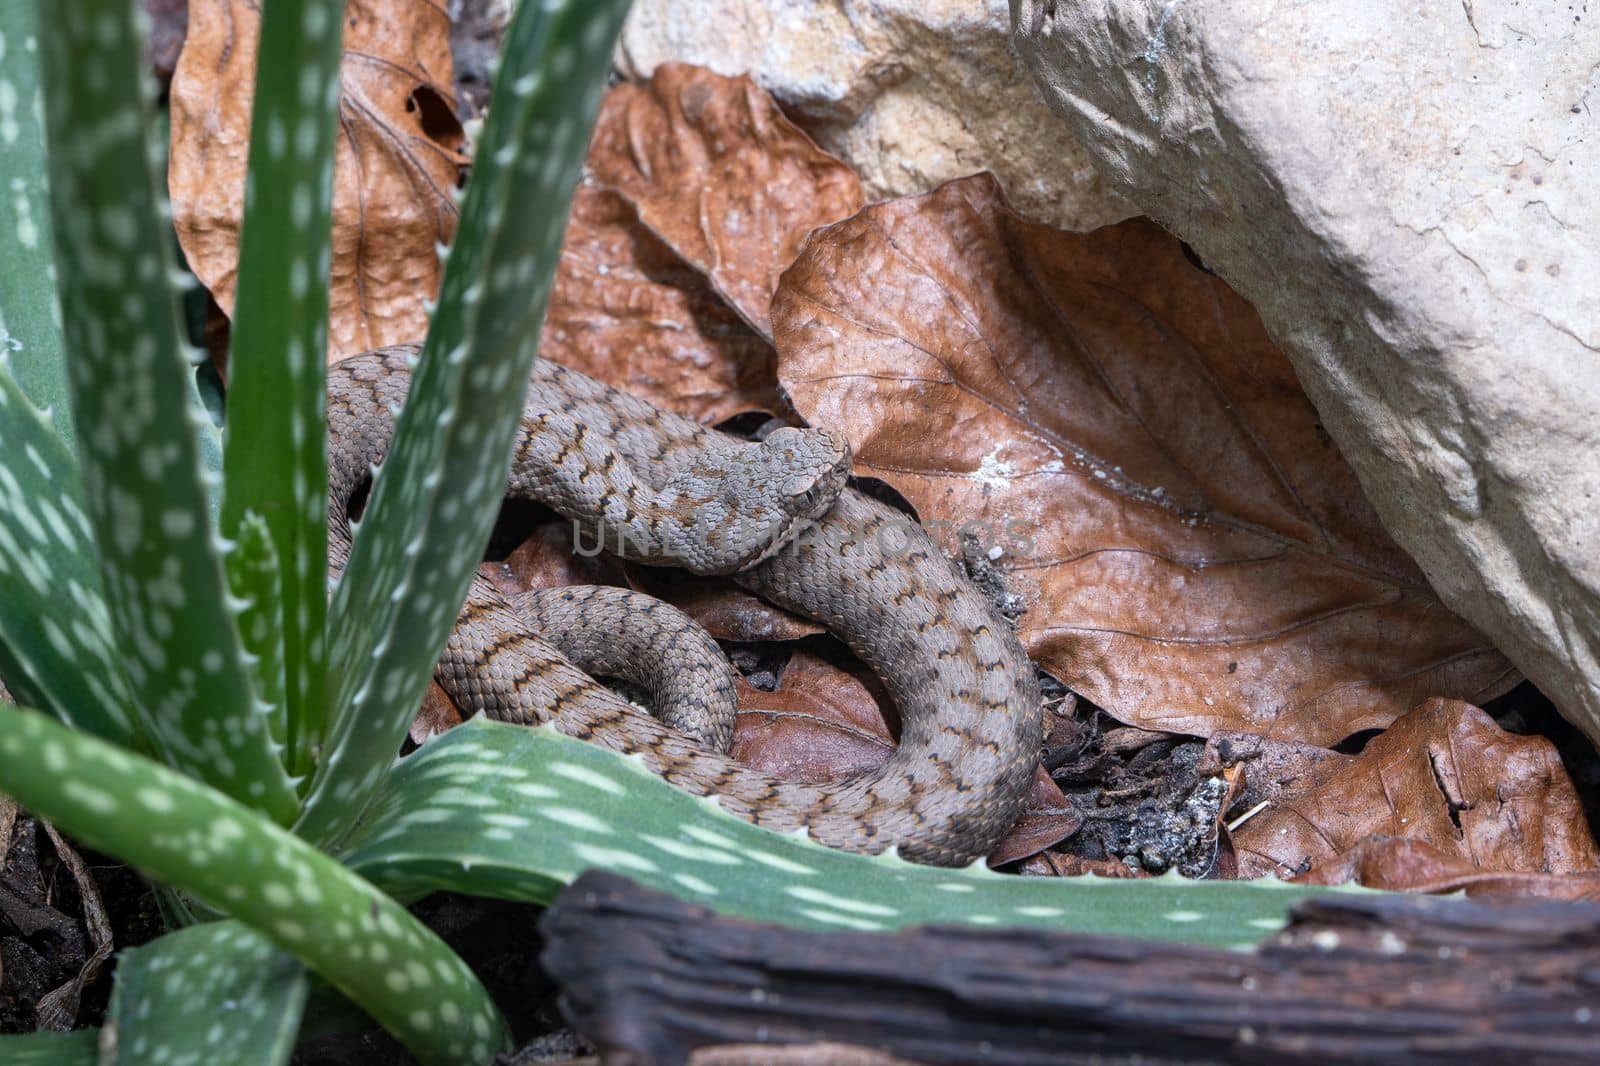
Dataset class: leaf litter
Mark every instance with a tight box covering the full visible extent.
[169,0,466,365]
[163,31,1596,897]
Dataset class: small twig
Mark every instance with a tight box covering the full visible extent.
[35,823,115,1032]
[1226,798,1271,832]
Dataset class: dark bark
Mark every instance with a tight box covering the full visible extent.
[540,870,1600,1066]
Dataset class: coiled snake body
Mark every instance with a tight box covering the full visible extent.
[329,347,1041,866]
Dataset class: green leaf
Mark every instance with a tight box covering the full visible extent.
[301,0,631,846]
[345,720,1361,949]
[222,0,342,779]
[4,3,223,488]
[0,368,137,744]
[0,707,510,1065]
[0,1030,98,1065]
[106,921,307,1066]
[0,3,73,449]
[227,511,288,750]
[36,2,296,823]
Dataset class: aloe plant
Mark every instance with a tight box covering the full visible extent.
[0,1,73,446]
[0,0,1366,1061]
[0,0,628,1059]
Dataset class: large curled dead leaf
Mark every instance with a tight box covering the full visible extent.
[1229,699,1600,894]
[169,0,464,364]
[585,62,865,339]
[543,63,867,423]
[772,174,1516,747]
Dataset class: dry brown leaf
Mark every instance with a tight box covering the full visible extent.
[537,64,867,421]
[411,680,464,746]
[986,768,1083,867]
[1201,731,1346,818]
[482,518,629,601]
[731,648,896,785]
[587,63,865,338]
[542,181,783,424]
[1302,837,1600,902]
[1015,853,1143,879]
[772,173,1516,746]
[170,0,464,365]
[1232,698,1600,886]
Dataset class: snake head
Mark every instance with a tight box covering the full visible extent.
[766,426,852,523]
[666,426,852,575]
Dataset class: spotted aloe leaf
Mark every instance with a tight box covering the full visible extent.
[0,1,73,449]
[0,706,510,1065]
[3,2,223,476]
[36,1,296,823]
[221,0,344,779]
[342,719,1357,949]
[228,510,288,749]
[105,921,307,1066]
[301,0,632,847]
[0,369,137,745]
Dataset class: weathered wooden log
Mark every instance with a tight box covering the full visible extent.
[539,870,1600,1065]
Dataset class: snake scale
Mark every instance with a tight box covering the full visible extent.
[329,346,1042,866]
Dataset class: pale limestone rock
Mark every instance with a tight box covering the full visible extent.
[1011,0,1600,743]
[616,0,1134,231]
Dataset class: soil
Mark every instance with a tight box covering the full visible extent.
[1025,688,1231,879]
[0,818,163,1033]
